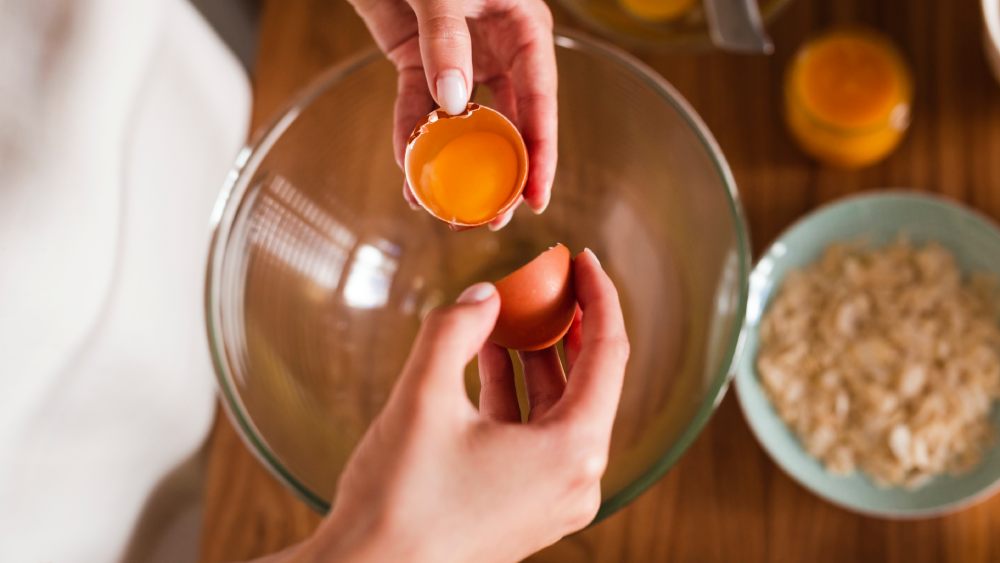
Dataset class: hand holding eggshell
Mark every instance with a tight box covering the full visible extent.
[346,0,558,223]
[310,249,629,563]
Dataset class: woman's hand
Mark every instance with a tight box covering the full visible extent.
[297,249,628,563]
[349,0,559,229]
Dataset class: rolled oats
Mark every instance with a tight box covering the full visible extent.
[758,239,1000,488]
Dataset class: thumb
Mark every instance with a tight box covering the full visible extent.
[401,282,499,394]
[411,0,473,115]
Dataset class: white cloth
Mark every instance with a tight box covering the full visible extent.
[0,0,250,560]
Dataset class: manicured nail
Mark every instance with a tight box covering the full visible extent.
[403,181,420,210]
[530,187,551,215]
[584,248,601,266]
[456,282,496,304]
[489,210,514,232]
[436,70,468,116]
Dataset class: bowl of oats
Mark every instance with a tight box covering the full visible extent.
[735,192,1000,517]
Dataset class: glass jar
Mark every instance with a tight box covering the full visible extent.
[785,28,913,168]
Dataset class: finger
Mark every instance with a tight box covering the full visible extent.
[402,180,420,210]
[482,73,521,232]
[400,282,500,398]
[519,347,566,422]
[411,0,473,115]
[487,195,521,231]
[488,206,515,231]
[478,341,521,423]
[564,305,584,375]
[506,1,557,214]
[393,65,436,168]
[349,0,433,186]
[482,76,525,230]
[348,0,418,55]
[486,73,519,125]
[547,250,629,432]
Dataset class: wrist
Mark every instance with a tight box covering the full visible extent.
[300,505,428,563]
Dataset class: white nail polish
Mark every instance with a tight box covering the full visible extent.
[488,210,514,231]
[530,186,551,215]
[403,182,421,210]
[456,282,495,304]
[436,70,468,116]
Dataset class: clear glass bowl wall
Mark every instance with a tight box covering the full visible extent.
[206,33,750,520]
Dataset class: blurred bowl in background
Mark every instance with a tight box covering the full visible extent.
[735,192,1000,518]
[984,0,1000,84]
[552,0,791,52]
[205,31,750,521]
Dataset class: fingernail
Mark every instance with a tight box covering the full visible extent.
[488,210,514,231]
[584,248,601,266]
[530,187,551,215]
[436,70,468,116]
[403,181,421,211]
[456,282,496,304]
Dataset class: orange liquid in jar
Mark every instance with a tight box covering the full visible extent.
[785,29,913,168]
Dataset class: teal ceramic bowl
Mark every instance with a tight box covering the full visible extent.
[735,192,1000,518]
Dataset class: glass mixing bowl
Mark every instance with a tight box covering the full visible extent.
[206,31,749,521]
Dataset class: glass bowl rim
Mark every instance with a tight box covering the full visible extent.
[204,29,752,521]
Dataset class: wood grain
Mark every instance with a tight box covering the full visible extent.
[200,0,1000,561]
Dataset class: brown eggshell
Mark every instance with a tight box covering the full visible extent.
[490,244,577,351]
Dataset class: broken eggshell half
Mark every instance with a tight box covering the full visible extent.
[404,103,529,229]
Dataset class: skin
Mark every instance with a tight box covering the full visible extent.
[257,250,630,562]
[347,0,559,229]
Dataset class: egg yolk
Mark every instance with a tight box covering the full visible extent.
[419,131,519,224]
[785,30,912,168]
[620,0,694,22]
[795,33,905,128]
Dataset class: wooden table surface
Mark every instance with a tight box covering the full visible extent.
[200,0,1000,561]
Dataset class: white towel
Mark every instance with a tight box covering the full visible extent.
[0,0,250,560]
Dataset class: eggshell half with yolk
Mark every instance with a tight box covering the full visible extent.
[404,103,528,228]
[490,244,577,351]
